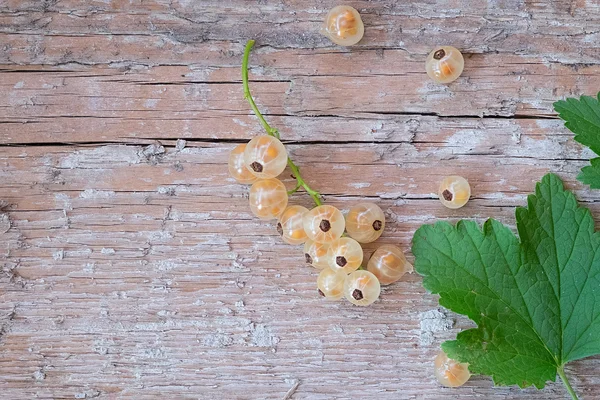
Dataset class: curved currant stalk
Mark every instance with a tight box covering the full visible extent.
[242,40,323,207]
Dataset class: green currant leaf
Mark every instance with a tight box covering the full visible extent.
[577,157,600,189]
[554,92,600,188]
[412,173,600,390]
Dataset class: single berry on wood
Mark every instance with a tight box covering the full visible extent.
[438,176,471,209]
[321,5,364,46]
[434,350,471,388]
[425,46,464,84]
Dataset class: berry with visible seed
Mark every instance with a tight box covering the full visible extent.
[243,135,288,179]
[345,202,386,243]
[438,176,471,209]
[367,244,413,285]
[304,239,331,269]
[321,5,364,46]
[327,237,363,274]
[228,143,259,184]
[425,46,464,84]
[343,270,380,306]
[303,205,345,244]
[277,205,309,245]
[317,267,346,300]
[248,178,288,220]
[434,350,471,388]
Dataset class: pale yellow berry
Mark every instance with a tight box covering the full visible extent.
[228,143,258,184]
[327,237,363,274]
[249,178,288,220]
[426,46,464,84]
[321,5,364,46]
[344,270,380,306]
[302,205,345,244]
[317,267,346,300]
[277,205,309,245]
[244,135,288,179]
[304,240,331,269]
[345,202,385,243]
[439,176,471,209]
[367,245,413,285]
[434,350,471,388]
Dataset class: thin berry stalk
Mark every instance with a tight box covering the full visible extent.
[242,40,323,207]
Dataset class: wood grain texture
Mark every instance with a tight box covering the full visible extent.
[1,1,600,399]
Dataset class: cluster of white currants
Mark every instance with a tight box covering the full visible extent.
[229,134,413,307]
[236,37,474,387]
[321,5,465,84]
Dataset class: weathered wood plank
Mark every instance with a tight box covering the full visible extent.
[1,142,600,400]
[1,1,599,60]
[2,0,600,399]
[1,141,600,399]
[1,60,599,145]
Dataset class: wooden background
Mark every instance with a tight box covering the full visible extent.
[1,0,599,399]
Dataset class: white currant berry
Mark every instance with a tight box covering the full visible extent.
[303,205,345,244]
[321,5,364,46]
[327,237,363,274]
[434,350,471,388]
[367,244,413,285]
[317,267,346,300]
[228,143,259,184]
[439,175,471,209]
[426,46,464,84]
[277,205,309,245]
[345,202,385,243]
[304,240,331,269]
[243,135,288,179]
[249,178,288,220]
[344,270,380,306]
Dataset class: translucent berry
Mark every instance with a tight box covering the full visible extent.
[367,244,413,285]
[317,267,346,300]
[343,270,380,306]
[277,205,309,245]
[327,237,363,274]
[425,46,464,84]
[249,178,288,220]
[321,5,364,46]
[243,135,288,179]
[345,202,385,243]
[228,143,259,184]
[303,205,345,244]
[438,175,471,209]
[304,240,331,269]
[434,350,471,388]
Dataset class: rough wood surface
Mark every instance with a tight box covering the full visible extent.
[1,1,600,399]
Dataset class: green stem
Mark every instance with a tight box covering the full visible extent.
[242,40,323,207]
[558,365,579,400]
[288,161,323,207]
[287,181,302,195]
[242,40,279,138]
